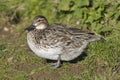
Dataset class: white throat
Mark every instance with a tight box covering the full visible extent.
[36,24,47,30]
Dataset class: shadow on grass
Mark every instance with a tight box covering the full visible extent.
[69,52,87,63]
[46,51,87,64]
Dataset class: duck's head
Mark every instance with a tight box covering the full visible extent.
[25,15,48,31]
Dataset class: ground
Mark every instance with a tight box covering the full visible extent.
[0,23,120,80]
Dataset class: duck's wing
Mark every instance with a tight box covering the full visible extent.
[49,24,93,35]
[48,24,101,43]
[68,27,94,35]
[67,27,102,42]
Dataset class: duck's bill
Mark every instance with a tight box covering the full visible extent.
[25,24,35,31]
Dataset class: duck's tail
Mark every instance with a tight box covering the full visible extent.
[87,34,104,42]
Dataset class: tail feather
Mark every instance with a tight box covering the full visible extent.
[88,35,103,42]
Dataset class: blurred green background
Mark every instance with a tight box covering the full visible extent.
[0,0,120,80]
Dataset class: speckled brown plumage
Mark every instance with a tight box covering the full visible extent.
[25,15,102,68]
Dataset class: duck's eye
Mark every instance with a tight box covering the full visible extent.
[37,19,41,22]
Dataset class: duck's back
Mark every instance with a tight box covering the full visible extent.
[48,24,101,43]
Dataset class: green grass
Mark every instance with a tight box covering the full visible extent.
[0,0,120,80]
